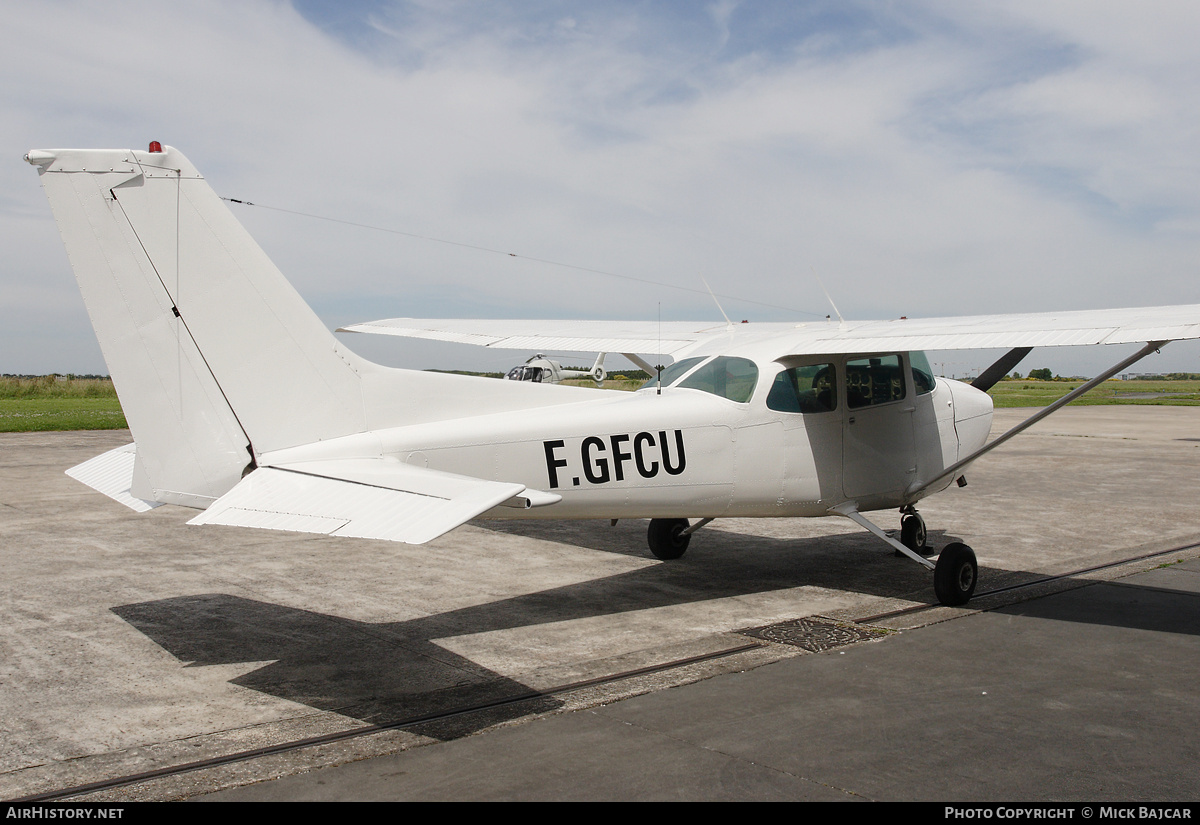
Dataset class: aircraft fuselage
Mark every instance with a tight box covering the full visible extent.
[264,354,993,520]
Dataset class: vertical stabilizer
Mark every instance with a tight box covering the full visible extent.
[28,146,370,506]
[28,144,598,510]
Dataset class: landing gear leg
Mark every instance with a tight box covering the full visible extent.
[647,518,691,560]
[831,504,980,607]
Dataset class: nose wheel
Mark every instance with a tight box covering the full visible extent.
[897,509,933,556]
[900,511,927,552]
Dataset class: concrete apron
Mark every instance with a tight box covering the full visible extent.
[2,405,1199,800]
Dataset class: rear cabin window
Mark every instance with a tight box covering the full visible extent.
[767,364,837,413]
[677,356,759,403]
[846,355,906,409]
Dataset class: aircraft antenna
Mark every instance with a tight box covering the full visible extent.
[812,267,844,324]
[656,302,663,396]
[219,197,825,318]
[700,275,734,330]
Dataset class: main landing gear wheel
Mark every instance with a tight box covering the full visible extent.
[934,542,978,606]
[647,518,690,560]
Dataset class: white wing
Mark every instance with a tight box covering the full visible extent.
[766,304,1200,353]
[339,318,737,357]
[341,304,1200,356]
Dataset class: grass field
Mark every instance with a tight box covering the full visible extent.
[560,377,647,392]
[0,376,126,432]
[3,374,1197,434]
[987,378,1200,408]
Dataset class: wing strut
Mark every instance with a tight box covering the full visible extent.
[830,504,936,569]
[622,353,655,374]
[907,340,1168,499]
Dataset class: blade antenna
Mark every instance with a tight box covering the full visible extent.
[812,267,844,324]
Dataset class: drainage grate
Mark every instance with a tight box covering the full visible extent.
[738,616,890,652]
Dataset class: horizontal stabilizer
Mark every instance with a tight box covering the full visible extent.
[65,443,162,513]
[187,459,538,544]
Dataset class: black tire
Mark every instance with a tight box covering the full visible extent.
[647,518,690,560]
[900,514,927,552]
[934,542,978,606]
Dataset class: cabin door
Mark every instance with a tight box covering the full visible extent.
[841,354,917,500]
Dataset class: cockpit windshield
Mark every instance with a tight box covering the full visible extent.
[506,365,546,382]
[639,355,759,402]
[639,357,705,391]
[677,356,758,402]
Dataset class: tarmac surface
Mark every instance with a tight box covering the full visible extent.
[2,406,1200,801]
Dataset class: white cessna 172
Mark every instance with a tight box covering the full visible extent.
[26,144,1200,606]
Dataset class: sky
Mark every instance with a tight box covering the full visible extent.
[4,0,1200,378]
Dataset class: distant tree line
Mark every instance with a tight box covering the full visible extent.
[1004,370,1200,382]
[2,373,111,380]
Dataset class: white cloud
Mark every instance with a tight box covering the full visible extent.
[4,0,1200,375]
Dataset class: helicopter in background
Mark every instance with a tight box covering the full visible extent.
[506,353,608,386]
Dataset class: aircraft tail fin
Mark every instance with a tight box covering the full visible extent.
[29,144,597,511]
[28,145,375,506]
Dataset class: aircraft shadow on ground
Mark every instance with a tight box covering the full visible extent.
[110,526,1196,741]
[110,523,986,738]
[995,578,1200,637]
[115,521,1198,738]
[111,594,564,742]
[479,519,1200,634]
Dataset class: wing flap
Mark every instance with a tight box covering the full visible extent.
[189,459,529,544]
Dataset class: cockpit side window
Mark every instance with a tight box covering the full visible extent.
[506,365,545,382]
[910,351,936,396]
[767,364,837,413]
[846,355,906,409]
[678,356,759,403]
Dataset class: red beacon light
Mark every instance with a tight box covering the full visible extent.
[148,141,163,153]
